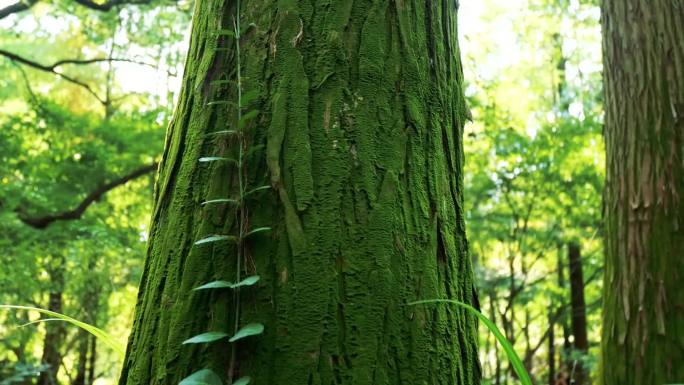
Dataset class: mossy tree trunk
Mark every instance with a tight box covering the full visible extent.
[601,0,684,383]
[118,1,479,384]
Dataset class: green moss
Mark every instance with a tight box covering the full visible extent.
[119,1,480,385]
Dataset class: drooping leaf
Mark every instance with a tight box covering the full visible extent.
[211,79,238,87]
[182,331,230,345]
[199,157,237,164]
[245,144,265,157]
[193,276,260,291]
[241,90,260,105]
[207,100,237,107]
[238,110,259,128]
[206,130,238,137]
[244,185,272,197]
[194,235,237,245]
[216,29,236,38]
[179,369,223,385]
[232,376,251,385]
[246,227,271,238]
[229,323,264,343]
[409,299,533,385]
[233,275,260,288]
[193,281,233,291]
[0,305,125,358]
[202,198,239,206]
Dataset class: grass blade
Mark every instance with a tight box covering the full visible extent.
[408,299,532,385]
[0,305,125,358]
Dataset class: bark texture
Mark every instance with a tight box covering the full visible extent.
[601,0,684,383]
[119,1,479,384]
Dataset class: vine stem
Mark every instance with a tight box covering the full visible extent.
[228,0,244,383]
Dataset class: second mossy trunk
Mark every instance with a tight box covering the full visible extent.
[118,1,480,384]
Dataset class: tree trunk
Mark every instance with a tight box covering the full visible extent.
[72,332,88,385]
[567,243,587,384]
[556,245,570,385]
[601,0,684,383]
[39,259,65,385]
[119,1,479,385]
[548,309,555,385]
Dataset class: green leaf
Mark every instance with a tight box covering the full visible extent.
[241,90,259,105]
[206,130,238,137]
[246,227,271,238]
[244,185,272,197]
[409,299,533,385]
[232,377,251,385]
[207,100,237,107]
[193,276,260,291]
[229,323,264,343]
[245,144,265,157]
[233,275,260,288]
[179,369,223,385]
[193,281,233,291]
[0,305,125,358]
[216,29,235,38]
[238,110,259,128]
[211,79,235,86]
[182,331,230,345]
[195,235,237,245]
[199,157,237,164]
[202,198,239,206]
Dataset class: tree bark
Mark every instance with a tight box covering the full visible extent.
[601,0,684,383]
[118,1,479,385]
[38,290,64,385]
[548,309,555,385]
[567,243,588,384]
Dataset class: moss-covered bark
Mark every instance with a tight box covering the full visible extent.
[118,1,479,384]
[601,0,684,383]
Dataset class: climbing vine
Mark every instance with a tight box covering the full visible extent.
[179,2,267,385]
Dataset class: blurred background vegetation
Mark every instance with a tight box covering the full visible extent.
[0,0,604,384]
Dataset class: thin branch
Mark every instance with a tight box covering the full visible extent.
[17,163,158,229]
[0,0,37,19]
[0,49,157,105]
[72,0,151,12]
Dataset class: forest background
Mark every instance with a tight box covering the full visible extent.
[0,0,603,384]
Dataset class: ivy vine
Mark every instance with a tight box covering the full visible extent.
[179,2,267,384]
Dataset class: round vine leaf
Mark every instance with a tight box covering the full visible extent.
[194,235,237,246]
[193,281,234,291]
[179,369,223,385]
[182,331,230,345]
[229,323,264,343]
[232,376,251,385]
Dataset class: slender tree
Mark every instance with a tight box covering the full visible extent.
[119,1,480,385]
[601,0,684,383]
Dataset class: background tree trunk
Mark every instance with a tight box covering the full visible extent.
[601,0,684,383]
[567,243,587,384]
[118,1,479,384]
